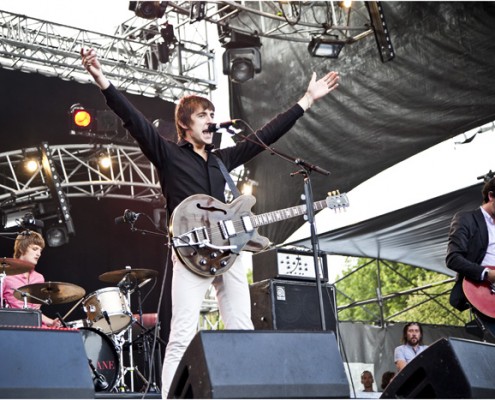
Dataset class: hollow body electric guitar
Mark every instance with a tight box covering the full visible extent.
[170,191,349,277]
[462,266,495,318]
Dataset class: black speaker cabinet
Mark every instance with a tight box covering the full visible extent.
[168,330,349,399]
[0,308,41,327]
[250,279,337,331]
[0,327,95,398]
[381,337,495,398]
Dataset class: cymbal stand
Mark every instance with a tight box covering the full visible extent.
[114,284,135,392]
[133,287,161,392]
[13,288,51,308]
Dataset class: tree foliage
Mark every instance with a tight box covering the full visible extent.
[335,257,470,326]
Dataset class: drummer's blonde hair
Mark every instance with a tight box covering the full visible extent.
[14,231,45,258]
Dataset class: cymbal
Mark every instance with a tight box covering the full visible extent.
[99,268,158,284]
[14,281,86,305]
[0,257,35,275]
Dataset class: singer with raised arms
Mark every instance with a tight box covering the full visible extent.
[80,47,340,397]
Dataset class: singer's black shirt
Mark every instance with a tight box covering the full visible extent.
[102,84,304,217]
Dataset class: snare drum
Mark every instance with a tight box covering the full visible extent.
[83,287,131,334]
[78,327,119,391]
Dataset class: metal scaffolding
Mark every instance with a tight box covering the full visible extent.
[0,144,163,208]
[0,8,216,102]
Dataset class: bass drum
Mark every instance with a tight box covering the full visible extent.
[78,327,120,391]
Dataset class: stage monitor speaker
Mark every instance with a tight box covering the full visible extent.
[168,330,349,399]
[250,279,337,331]
[0,308,41,327]
[0,327,95,398]
[381,337,495,398]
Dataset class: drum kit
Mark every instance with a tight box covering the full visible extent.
[1,259,160,393]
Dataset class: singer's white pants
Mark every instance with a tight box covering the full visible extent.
[161,251,254,398]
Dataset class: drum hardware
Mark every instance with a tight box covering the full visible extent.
[13,287,51,308]
[130,318,164,392]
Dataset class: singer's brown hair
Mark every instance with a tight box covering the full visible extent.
[175,95,215,141]
[14,231,45,258]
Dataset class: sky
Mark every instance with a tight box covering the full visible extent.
[2,1,494,281]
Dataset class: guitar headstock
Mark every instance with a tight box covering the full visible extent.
[325,190,349,210]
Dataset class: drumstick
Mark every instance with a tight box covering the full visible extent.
[62,296,85,321]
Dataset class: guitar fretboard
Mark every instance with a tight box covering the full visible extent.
[251,199,329,228]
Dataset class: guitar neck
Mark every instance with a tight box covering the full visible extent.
[251,199,328,228]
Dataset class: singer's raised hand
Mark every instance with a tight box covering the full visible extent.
[298,71,340,110]
[80,48,110,90]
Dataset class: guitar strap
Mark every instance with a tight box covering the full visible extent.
[212,152,241,199]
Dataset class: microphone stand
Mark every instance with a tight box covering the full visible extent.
[295,165,327,331]
[230,126,330,331]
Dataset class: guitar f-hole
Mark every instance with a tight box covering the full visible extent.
[196,203,227,215]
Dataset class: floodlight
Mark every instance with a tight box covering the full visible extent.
[129,1,167,19]
[308,35,345,59]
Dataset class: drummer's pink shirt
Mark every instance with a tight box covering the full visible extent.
[2,270,44,311]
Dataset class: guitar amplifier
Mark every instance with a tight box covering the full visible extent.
[0,308,42,327]
[252,248,328,282]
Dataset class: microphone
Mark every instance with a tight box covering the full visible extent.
[88,359,109,391]
[207,119,240,132]
[114,209,139,225]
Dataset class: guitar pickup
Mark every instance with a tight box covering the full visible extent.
[242,216,254,232]
[219,220,237,239]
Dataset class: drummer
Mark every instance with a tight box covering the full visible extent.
[2,231,61,328]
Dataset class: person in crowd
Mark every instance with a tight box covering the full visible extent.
[446,177,495,312]
[394,322,428,372]
[355,370,380,398]
[380,371,395,390]
[80,47,340,397]
[360,370,375,393]
[2,231,61,327]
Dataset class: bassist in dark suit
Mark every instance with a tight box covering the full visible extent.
[81,48,340,397]
[446,177,495,327]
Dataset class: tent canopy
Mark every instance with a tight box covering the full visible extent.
[287,183,484,276]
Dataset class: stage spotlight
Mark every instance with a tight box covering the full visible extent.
[97,152,112,169]
[308,35,346,59]
[189,1,206,22]
[225,50,259,83]
[129,1,167,20]
[222,34,262,84]
[1,210,44,230]
[46,224,69,247]
[24,159,39,173]
[69,103,93,134]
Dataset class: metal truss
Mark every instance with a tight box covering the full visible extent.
[0,144,164,212]
[0,2,374,104]
[174,1,374,44]
[0,8,216,102]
